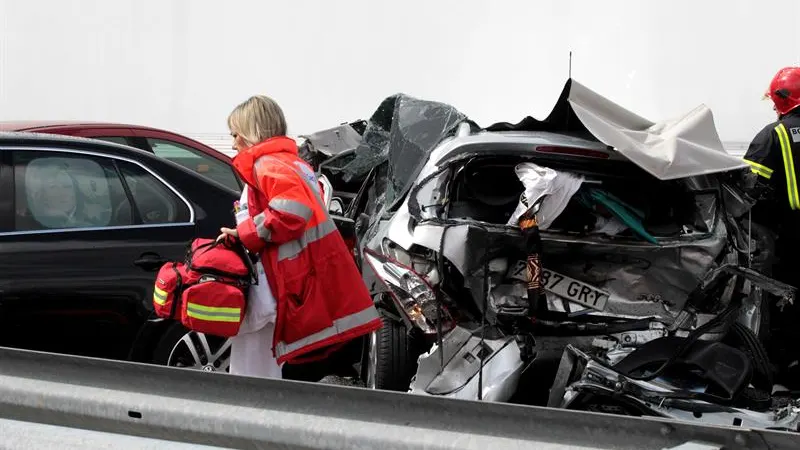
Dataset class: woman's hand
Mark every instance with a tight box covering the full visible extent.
[216,227,239,242]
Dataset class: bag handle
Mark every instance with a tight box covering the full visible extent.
[186,237,259,285]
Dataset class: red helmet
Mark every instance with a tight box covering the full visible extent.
[767,67,800,115]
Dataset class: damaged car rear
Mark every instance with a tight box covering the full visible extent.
[344,79,800,432]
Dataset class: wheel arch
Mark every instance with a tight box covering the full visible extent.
[128,317,173,363]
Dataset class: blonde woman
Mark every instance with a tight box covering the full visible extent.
[219,95,382,377]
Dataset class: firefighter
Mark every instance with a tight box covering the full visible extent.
[742,66,800,388]
[743,67,800,282]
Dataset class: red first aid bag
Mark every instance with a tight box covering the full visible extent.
[152,262,188,319]
[152,237,256,337]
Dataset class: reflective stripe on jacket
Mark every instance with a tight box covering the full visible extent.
[232,136,382,364]
[743,112,800,212]
[773,123,800,210]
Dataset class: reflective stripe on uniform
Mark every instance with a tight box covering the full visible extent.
[277,219,338,261]
[253,212,272,241]
[260,155,328,213]
[274,305,380,359]
[775,123,800,210]
[153,287,168,306]
[257,154,338,261]
[743,159,774,179]
[186,303,241,323]
[269,198,313,220]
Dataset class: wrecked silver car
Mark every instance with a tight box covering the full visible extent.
[338,80,799,431]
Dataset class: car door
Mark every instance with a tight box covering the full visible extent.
[0,145,196,361]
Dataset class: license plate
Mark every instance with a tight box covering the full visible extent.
[507,260,609,311]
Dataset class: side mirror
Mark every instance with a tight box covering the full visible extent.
[329,197,344,215]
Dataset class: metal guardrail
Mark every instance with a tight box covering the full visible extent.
[0,346,797,450]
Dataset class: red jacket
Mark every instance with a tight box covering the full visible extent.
[232,136,382,364]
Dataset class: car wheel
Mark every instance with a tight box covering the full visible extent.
[152,322,231,373]
[363,315,425,391]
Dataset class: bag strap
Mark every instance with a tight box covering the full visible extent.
[226,236,259,285]
[185,239,217,260]
[216,235,259,285]
[185,238,259,285]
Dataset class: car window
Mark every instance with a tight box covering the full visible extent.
[94,136,129,146]
[12,151,133,231]
[116,160,191,224]
[147,138,240,191]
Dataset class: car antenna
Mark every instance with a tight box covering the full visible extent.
[566,51,573,130]
[569,50,573,79]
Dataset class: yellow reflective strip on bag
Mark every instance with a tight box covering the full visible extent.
[186,302,241,323]
[775,124,800,210]
[186,309,241,323]
[153,287,168,305]
[187,303,241,315]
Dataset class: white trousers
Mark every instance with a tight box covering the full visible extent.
[229,321,282,378]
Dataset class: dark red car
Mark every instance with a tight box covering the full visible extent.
[0,121,242,191]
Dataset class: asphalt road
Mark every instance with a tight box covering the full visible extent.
[319,375,366,388]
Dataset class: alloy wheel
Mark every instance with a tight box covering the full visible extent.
[167,331,231,373]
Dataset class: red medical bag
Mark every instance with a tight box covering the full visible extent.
[152,237,256,337]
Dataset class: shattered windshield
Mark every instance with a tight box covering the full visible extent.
[339,94,467,206]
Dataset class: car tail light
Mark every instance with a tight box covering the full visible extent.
[535,146,610,159]
[363,248,453,335]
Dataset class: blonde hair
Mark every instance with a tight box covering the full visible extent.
[227,95,287,147]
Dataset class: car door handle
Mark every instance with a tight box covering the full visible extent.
[134,253,168,271]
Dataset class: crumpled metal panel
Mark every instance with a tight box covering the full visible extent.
[299,122,365,158]
[409,326,524,403]
[551,345,800,434]
[409,214,728,322]
[339,94,468,205]
[539,215,729,319]
[298,122,364,170]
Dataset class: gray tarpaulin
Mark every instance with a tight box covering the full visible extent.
[487,79,747,181]
[566,80,747,180]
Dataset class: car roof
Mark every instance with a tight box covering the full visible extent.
[0,120,163,133]
[0,130,169,162]
[0,130,243,188]
[0,120,232,162]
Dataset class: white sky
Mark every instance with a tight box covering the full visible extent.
[1,0,798,152]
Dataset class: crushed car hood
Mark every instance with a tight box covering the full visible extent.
[338,94,469,206]
[486,79,747,181]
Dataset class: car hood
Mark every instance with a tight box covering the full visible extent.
[486,79,746,181]
[338,94,469,207]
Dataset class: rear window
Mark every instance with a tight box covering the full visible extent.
[147,139,240,191]
[413,154,717,242]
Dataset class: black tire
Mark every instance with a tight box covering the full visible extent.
[151,322,191,365]
[369,316,426,391]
